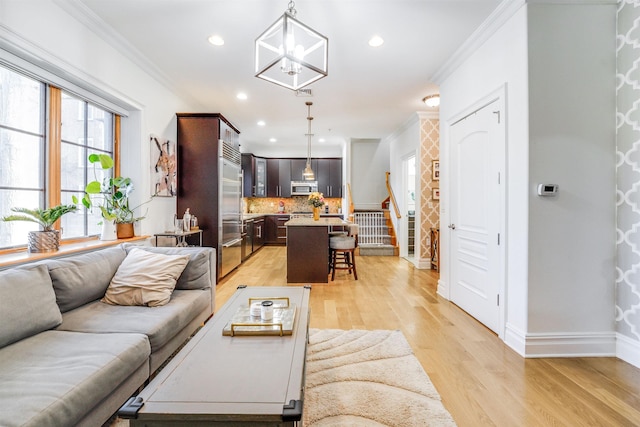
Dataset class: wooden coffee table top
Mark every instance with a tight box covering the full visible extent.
[122,285,311,425]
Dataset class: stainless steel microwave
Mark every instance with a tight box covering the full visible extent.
[291,181,318,195]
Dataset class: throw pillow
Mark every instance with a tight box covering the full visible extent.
[102,248,189,307]
[0,264,62,347]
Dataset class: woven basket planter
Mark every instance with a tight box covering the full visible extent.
[27,230,60,253]
[116,222,134,239]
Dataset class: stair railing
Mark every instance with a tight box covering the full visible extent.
[385,172,401,219]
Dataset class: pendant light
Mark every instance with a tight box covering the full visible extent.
[255,1,328,91]
[303,101,315,181]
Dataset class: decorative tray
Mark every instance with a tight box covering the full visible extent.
[222,297,297,336]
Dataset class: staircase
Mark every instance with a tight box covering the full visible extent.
[353,210,398,256]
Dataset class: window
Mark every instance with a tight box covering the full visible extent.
[0,67,46,248]
[60,92,114,238]
[0,64,117,249]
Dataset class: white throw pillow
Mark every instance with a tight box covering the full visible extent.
[102,247,190,307]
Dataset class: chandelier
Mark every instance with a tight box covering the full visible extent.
[255,1,328,91]
[303,101,315,181]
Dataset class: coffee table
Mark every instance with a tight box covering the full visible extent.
[119,285,311,426]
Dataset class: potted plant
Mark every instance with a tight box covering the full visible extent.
[308,192,325,221]
[78,153,149,239]
[1,204,77,252]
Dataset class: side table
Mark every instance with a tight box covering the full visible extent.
[154,229,203,247]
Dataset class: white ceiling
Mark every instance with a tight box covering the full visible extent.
[77,0,502,156]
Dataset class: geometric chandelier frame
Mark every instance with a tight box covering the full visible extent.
[255,1,328,91]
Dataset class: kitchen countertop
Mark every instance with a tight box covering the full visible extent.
[284,217,347,226]
[243,213,344,220]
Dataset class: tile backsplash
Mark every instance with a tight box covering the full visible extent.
[244,197,343,214]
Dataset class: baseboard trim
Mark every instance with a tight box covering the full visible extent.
[522,331,616,357]
[436,278,449,300]
[616,333,640,369]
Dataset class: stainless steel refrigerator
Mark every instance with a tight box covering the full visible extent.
[219,140,242,277]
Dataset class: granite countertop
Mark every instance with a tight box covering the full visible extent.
[284,217,347,226]
[243,213,344,220]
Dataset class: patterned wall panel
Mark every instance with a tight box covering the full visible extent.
[420,118,440,264]
[616,0,640,342]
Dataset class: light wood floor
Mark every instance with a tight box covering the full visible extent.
[217,246,640,426]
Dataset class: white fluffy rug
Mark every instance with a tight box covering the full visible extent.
[303,328,457,426]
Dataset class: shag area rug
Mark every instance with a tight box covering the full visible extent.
[304,328,457,426]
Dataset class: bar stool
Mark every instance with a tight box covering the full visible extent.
[329,224,358,280]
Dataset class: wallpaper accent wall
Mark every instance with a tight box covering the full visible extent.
[616,0,640,343]
[420,118,440,263]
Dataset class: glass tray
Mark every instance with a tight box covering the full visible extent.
[222,297,297,336]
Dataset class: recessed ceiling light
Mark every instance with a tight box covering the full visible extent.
[269,138,277,143]
[368,35,384,47]
[318,138,326,143]
[237,92,248,100]
[208,35,224,46]
[257,120,266,126]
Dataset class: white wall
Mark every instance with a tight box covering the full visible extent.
[437,2,617,357]
[0,0,199,236]
[438,4,531,348]
[526,4,616,341]
[350,138,390,210]
[387,114,421,261]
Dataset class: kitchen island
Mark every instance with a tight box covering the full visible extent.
[285,217,347,283]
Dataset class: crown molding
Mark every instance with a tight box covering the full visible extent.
[52,0,195,106]
[432,0,617,85]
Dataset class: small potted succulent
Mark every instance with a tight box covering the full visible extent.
[1,204,77,252]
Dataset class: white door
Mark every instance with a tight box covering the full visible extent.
[449,99,504,333]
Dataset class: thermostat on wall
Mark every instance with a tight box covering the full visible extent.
[537,184,558,196]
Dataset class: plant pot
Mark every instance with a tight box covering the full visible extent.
[100,220,117,241]
[116,222,135,239]
[27,230,60,253]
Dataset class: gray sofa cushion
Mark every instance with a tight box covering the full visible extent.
[57,289,210,351]
[123,244,213,290]
[0,330,149,427]
[0,264,62,348]
[46,246,127,312]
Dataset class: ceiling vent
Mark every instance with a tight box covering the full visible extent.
[295,88,313,97]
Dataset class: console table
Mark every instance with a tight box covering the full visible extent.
[154,229,203,247]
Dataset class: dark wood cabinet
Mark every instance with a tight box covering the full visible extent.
[266,158,291,197]
[316,158,342,197]
[265,214,289,245]
[176,113,240,254]
[241,154,266,197]
[290,158,311,182]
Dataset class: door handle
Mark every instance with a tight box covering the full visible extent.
[448,224,456,230]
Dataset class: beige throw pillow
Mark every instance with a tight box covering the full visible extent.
[102,247,190,307]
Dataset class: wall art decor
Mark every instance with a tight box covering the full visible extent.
[432,160,440,180]
[151,134,177,197]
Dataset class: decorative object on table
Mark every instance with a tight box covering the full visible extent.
[78,153,153,240]
[222,297,297,336]
[182,208,191,232]
[1,204,77,253]
[254,0,328,91]
[308,191,324,221]
[151,134,177,197]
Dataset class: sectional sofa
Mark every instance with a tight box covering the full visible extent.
[0,243,215,427]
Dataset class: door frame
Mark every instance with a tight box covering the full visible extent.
[440,84,507,339]
[400,151,418,263]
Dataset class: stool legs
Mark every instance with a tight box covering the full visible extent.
[329,248,357,280]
